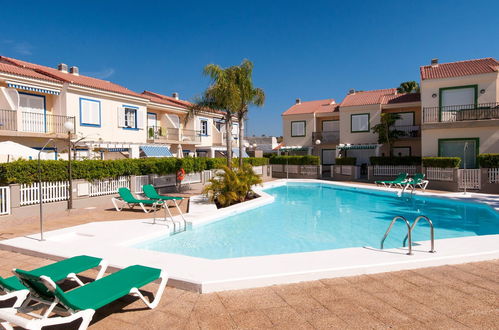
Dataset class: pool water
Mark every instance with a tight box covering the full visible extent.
[135,182,499,259]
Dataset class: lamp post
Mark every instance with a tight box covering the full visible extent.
[315,140,321,177]
[38,139,55,241]
[64,120,75,209]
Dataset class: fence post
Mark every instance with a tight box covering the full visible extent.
[130,175,138,193]
[367,166,373,181]
[9,184,21,210]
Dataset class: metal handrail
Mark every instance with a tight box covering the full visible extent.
[380,216,412,255]
[403,216,435,253]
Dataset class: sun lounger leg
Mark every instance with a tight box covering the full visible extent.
[111,197,123,211]
[139,203,150,213]
[128,271,168,309]
[0,290,29,308]
[0,308,95,330]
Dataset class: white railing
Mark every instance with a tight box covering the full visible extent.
[426,167,454,182]
[0,186,10,215]
[341,166,352,175]
[300,165,319,176]
[253,166,263,175]
[89,176,130,197]
[20,181,69,206]
[488,168,499,183]
[458,169,481,190]
[134,175,150,194]
[373,165,417,176]
[183,172,201,184]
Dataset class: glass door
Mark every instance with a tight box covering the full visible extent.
[439,139,478,168]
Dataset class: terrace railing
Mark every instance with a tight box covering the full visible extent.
[312,131,340,144]
[0,109,75,134]
[89,176,130,197]
[390,125,420,138]
[425,167,454,182]
[181,129,202,144]
[423,102,499,123]
[20,181,69,206]
[373,165,417,176]
[0,186,10,215]
[488,168,499,183]
[0,109,17,131]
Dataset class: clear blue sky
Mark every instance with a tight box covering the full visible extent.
[1,1,498,136]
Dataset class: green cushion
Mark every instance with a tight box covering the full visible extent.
[58,265,161,311]
[119,187,162,205]
[2,255,102,294]
[143,185,183,201]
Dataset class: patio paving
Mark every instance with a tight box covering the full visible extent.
[0,249,497,329]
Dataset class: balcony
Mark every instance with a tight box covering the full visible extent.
[390,125,420,138]
[312,131,339,144]
[147,126,201,144]
[423,103,499,123]
[0,109,75,135]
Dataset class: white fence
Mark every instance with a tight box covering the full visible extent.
[0,186,10,215]
[341,166,352,175]
[253,166,263,175]
[20,181,69,206]
[183,172,202,184]
[458,169,481,190]
[426,167,454,182]
[134,175,150,194]
[89,176,130,197]
[373,165,417,176]
[488,168,499,183]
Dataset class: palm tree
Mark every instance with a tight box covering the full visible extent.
[232,59,265,168]
[186,64,240,168]
[397,81,420,93]
[371,113,403,156]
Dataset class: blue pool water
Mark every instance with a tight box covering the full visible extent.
[135,182,499,259]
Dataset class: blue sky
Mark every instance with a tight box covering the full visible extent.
[1,1,498,136]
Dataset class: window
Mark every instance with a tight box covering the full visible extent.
[118,105,143,130]
[321,149,336,165]
[80,98,101,127]
[439,138,479,169]
[351,113,370,132]
[440,86,476,108]
[200,119,209,135]
[392,147,411,157]
[291,121,306,137]
[124,108,137,129]
[322,120,339,132]
[394,112,414,126]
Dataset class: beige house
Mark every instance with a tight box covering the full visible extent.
[420,57,499,168]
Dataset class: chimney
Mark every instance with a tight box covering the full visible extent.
[69,66,79,76]
[348,88,356,95]
[431,58,439,67]
[172,92,179,100]
[295,98,301,104]
[57,63,68,73]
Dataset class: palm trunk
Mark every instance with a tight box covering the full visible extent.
[225,114,233,169]
[238,114,244,168]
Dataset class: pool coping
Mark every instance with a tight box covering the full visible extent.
[1,179,498,293]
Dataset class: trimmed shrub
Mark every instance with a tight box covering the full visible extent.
[335,157,356,165]
[0,157,268,185]
[269,155,320,165]
[422,157,461,168]
[477,154,499,168]
[370,156,421,166]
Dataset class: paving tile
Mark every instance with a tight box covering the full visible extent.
[454,309,499,328]
[217,288,287,311]
[262,306,305,325]
[229,310,274,329]
[306,314,348,329]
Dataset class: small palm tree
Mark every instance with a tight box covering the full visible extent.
[371,113,403,156]
[397,81,420,93]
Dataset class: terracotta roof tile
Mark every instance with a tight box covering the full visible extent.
[1,56,147,99]
[380,92,420,104]
[142,90,191,108]
[0,60,61,83]
[420,58,499,80]
[282,99,336,115]
[340,88,397,107]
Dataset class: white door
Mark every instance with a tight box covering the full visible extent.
[19,94,45,132]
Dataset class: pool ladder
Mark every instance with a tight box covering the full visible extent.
[380,215,436,255]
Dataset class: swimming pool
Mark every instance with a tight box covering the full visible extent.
[136,182,499,259]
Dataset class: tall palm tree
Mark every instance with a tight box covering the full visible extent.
[397,81,420,94]
[186,64,240,168]
[232,59,265,168]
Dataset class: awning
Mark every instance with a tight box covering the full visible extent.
[140,145,173,157]
[7,82,60,95]
[337,144,379,150]
[232,148,249,158]
[280,145,308,151]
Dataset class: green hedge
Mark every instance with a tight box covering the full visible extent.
[0,157,268,185]
[477,154,499,168]
[370,156,421,166]
[335,157,356,165]
[422,157,461,168]
[269,155,319,165]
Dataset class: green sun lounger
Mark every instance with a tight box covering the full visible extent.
[112,187,164,213]
[375,173,409,188]
[0,255,107,308]
[142,184,186,223]
[407,173,429,192]
[0,265,167,329]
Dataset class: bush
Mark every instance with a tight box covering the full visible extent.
[422,157,461,168]
[477,154,499,168]
[269,155,319,165]
[370,156,421,166]
[0,157,269,185]
[335,157,356,165]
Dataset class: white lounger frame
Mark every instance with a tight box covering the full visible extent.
[111,197,163,213]
[0,269,167,330]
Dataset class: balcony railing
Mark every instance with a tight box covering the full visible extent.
[181,129,201,144]
[390,125,420,138]
[148,126,202,144]
[423,102,499,123]
[312,131,340,144]
[0,109,75,134]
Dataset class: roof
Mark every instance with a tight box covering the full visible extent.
[380,92,420,104]
[282,99,337,115]
[0,60,61,83]
[341,88,397,107]
[420,57,499,80]
[0,56,147,99]
[141,90,191,108]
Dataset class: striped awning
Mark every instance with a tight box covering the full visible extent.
[338,144,379,150]
[7,82,60,95]
[232,148,249,158]
[140,145,173,158]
